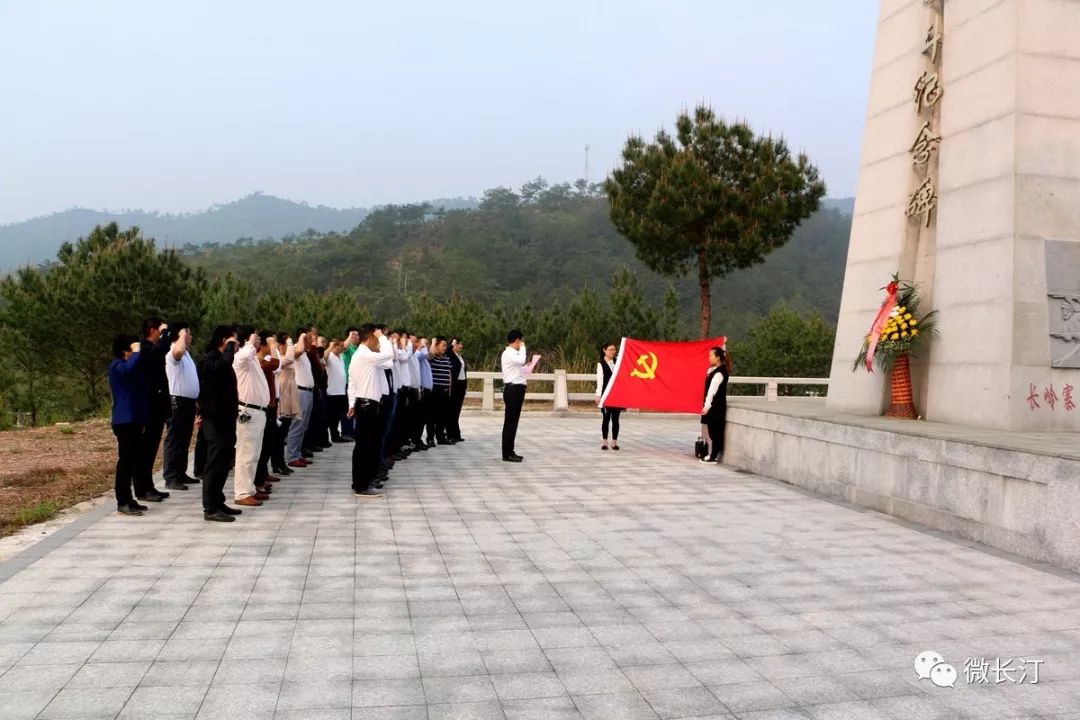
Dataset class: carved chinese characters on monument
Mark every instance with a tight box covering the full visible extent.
[910,121,941,166]
[913,71,944,113]
[907,2,944,230]
[1045,240,1080,368]
[906,177,937,228]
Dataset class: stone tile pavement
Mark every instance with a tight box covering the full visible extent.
[2,413,1080,720]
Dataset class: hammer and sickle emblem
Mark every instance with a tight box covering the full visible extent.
[629,352,658,380]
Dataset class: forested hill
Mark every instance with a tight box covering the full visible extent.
[0,193,362,268]
[181,182,853,336]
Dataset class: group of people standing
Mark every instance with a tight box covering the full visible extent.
[108,319,468,520]
[109,321,730,520]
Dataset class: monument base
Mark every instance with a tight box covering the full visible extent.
[725,398,1080,572]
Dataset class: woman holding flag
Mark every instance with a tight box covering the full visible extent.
[595,342,623,450]
[700,347,731,464]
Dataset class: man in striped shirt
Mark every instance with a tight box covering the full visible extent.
[428,337,456,445]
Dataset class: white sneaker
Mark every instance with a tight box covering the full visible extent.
[699,457,716,464]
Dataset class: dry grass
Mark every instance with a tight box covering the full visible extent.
[0,419,117,537]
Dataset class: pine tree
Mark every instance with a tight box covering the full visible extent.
[605,106,826,338]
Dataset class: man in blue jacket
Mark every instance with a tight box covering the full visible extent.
[108,334,149,516]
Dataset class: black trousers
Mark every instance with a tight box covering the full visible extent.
[390,389,411,451]
[274,417,290,470]
[351,401,381,493]
[304,388,327,449]
[706,403,727,461]
[501,384,526,458]
[193,426,207,477]
[450,383,466,440]
[256,406,277,483]
[601,408,622,441]
[138,399,169,496]
[327,395,348,441]
[202,415,236,512]
[432,387,451,442]
[163,396,196,485]
[113,423,142,508]
[412,389,429,446]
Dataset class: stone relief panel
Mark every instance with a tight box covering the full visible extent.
[1046,240,1080,368]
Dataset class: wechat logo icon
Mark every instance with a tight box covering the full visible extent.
[914,650,957,688]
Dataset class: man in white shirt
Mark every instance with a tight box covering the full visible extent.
[325,339,349,443]
[388,330,413,459]
[500,329,540,462]
[163,322,199,491]
[286,325,316,466]
[347,325,394,499]
[233,326,271,506]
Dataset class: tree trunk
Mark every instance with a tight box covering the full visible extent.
[698,250,711,339]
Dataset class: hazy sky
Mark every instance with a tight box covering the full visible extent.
[0,1,877,225]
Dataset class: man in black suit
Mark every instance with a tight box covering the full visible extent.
[197,325,243,522]
[136,317,171,503]
[448,338,467,442]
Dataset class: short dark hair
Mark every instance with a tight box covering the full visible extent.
[296,325,312,338]
[142,316,163,337]
[237,324,257,344]
[275,331,290,345]
[357,326,375,344]
[507,329,524,344]
[209,324,236,350]
[374,322,388,332]
[346,326,361,335]
[258,329,276,344]
[112,333,138,359]
[171,321,190,336]
[433,336,447,346]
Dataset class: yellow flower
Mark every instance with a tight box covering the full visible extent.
[900,322,908,330]
[904,313,913,321]
[901,331,909,338]
[891,333,900,340]
[910,319,918,326]
[898,306,907,314]
[911,329,920,337]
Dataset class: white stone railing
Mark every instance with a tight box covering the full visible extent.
[464,372,829,411]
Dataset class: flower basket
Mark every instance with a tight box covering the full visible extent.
[885,354,918,419]
[853,274,938,419]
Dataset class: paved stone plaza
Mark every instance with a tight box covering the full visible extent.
[2,414,1080,720]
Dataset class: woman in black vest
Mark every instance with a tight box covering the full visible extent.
[700,347,731,463]
[595,342,623,450]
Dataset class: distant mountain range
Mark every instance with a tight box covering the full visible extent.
[0,191,851,269]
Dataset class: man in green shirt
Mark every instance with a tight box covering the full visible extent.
[341,326,360,438]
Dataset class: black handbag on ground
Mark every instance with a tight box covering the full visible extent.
[694,437,708,459]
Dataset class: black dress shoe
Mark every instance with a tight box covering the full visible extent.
[204,509,235,522]
[165,482,188,491]
[426,440,436,448]
[220,505,243,516]
[502,456,523,463]
[130,501,149,511]
[512,453,524,461]
[117,504,143,516]
[302,450,314,459]
[184,475,200,484]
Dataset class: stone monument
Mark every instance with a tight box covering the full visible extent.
[828,0,1080,431]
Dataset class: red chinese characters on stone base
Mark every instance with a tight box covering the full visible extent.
[1028,383,1041,411]
[1027,382,1076,412]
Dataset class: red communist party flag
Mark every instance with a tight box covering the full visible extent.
[600,336,727,413]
